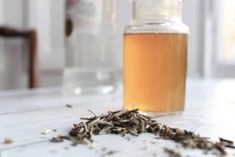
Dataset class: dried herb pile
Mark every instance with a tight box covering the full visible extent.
[51,109,229,155]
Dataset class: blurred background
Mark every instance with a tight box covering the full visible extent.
[0,0,235,90]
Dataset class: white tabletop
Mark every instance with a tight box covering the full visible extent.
[1,79,235,157]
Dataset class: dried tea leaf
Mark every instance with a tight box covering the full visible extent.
[164,148,181,157]
[65,104,73,108]
[50,136,64,143]
[219,138,234,147]
[3,137,14,144]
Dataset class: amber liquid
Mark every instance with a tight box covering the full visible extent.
[124,32,188,113]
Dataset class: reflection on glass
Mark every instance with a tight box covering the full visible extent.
[223,0,235,60]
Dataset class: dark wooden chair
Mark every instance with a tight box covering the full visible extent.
[0,26,38,88]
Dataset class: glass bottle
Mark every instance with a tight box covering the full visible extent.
[63,0,118,95]
[124,0,189,116]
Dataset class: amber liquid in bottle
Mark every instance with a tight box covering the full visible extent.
[124,32,188,113]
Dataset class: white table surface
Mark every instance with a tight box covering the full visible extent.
[1,79,235,157]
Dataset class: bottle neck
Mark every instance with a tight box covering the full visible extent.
[132,0,182,24]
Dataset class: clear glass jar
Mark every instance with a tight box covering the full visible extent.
[124,0,189,116]
[63,0,118,95]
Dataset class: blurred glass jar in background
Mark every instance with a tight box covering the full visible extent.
[64,0,118,95]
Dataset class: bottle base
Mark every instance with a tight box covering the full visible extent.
[63,68,118,95]
[63,85,116,96]
[123,108,183,118]
[138,110,183,118]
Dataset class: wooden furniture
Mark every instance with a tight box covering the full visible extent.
[0,26,38,88]
[0,79,235,157]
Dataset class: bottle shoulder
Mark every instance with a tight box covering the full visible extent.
[125,22,189,34]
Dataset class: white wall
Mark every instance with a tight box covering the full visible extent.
[183,0,204,77]
[27,0,65,70]
[0,0,28,90]
[0,0,4,89]
[27,0,64,87]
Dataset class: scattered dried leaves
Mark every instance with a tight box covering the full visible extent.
[51,109,231,156]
